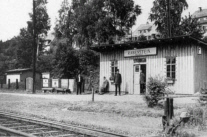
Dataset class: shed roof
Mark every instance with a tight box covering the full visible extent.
[90,35,207,52]
[6,68,32,73]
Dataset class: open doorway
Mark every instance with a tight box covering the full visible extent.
[133,64,146,94]
[140,64,146,94]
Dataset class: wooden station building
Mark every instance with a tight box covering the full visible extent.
[91,35,207,95]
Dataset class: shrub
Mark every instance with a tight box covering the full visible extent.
[145,76,168,107]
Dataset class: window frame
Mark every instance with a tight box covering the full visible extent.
[166,57,176,80]
[111,60,118,78]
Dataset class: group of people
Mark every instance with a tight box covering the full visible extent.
[76,69,145,95]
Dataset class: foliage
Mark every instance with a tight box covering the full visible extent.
[55,0,141,48]
[178,15,203,39]
[149,0,188,38]
[0,38,18,75]
[16,28,33,68]
[16,0,50,70]
[27,0,50,36]
[203,36,207,42]
[52,43,79,78]
[145,76,168,107]
[36,54,54,73]
[52,42,99,79]
[138,35,147,41]
[78,49,99,75]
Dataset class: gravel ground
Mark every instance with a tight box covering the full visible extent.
[0,91,204,137]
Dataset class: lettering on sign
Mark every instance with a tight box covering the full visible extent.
[124,47,157,57]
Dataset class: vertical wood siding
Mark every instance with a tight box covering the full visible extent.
[194,45,207,92]
[100,44,195,94]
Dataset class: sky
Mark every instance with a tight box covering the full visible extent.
[0,0,207,42]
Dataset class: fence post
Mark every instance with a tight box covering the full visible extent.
[1,81,2,88]
[164,98,174,127]
[16,79,19,89]
[8,79,10,89]
[92,87,94,102]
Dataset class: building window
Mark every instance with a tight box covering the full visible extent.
[166,57,176,79]
[111,60,118,77]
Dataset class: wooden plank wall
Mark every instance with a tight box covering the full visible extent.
[100,43,195,94]
[194,44,207,92]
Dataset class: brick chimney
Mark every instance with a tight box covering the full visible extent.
[199,7,202,12]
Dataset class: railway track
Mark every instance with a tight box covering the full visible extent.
[0,111,128,137]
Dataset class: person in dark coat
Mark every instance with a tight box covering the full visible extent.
[76,74,83,95]
[114,69,122,96]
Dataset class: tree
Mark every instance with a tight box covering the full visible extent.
[16,0,50,69]
[138,35,147,41]
[203,36,207,42]
[178,15,203,39]
[16,28,33,68]
[27,0,50,36]
[55,0,141,48]
[52,43,79,78]
[149,0,188,38]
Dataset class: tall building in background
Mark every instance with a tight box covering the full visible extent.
[192,7,207,36]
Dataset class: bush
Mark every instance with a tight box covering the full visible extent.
[145,76,168,107]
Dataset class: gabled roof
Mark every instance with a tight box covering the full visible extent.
[136,24,152,31]
[6,68,32,73]
[192,9,207,18]
[90,35,207,52]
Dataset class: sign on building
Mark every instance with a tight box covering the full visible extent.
[61,79,69,89]
[52,79,59,88]
[124,47,157,57]
[69,79,75,93]
[43,79,49,88]
[42,73,50,79]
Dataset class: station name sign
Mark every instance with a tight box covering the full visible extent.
[124,47,157,57]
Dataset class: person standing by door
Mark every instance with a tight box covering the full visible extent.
[140,69,145,94]
[76,73,83,95]
[114,69,122,96]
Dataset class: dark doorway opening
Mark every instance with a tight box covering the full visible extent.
[140,64,146,94]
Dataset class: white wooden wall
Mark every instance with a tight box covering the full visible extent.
[194,45,207,92]
[6,74,20,84]
[100,44,195,94]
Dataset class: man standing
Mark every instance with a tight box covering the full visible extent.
[114,69,122,96]
[140,69,145,94]
[76,73,83,95]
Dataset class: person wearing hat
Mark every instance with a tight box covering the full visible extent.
[76,73,83,95]
[114,69,122,96]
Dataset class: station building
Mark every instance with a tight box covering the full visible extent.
[91,35,207,94]
[5,68,41,84]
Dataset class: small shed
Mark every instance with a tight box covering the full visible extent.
[91,35,207,95]
[5,68,41,84]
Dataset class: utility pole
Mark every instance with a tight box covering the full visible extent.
[167,0,171,38]
[32,0,37,94]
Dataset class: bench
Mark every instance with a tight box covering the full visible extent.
[42,88,54,93]
[55,88,71,94]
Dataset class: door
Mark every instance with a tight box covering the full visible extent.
[134,65,140,94]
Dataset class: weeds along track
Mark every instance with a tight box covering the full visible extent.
[0,111,128,137]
